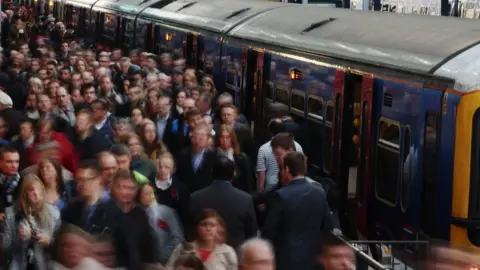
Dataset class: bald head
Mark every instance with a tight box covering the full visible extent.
[239,238,275,270]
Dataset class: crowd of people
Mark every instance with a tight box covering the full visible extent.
[0,6,352,270]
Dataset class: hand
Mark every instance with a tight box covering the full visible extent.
[0,212,5,223]
[35,233,50,247]
[18,223,31,240]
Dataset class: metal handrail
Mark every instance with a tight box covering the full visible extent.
[334,234,388,270]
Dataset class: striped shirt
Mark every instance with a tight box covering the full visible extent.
[256,140,303,190]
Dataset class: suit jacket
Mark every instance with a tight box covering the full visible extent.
[174,148,218,193]
[190,181,258,248]
[262,178,335,270]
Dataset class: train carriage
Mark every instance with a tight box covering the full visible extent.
[19,0,480,251]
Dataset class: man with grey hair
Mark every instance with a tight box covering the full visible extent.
[239,238,275,270]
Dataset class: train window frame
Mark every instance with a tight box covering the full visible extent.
[469,109,480,245]
[307,95,324,121]
[375,117,401,206]
[323,100,334,173]
[291,89,305,114]
[401,126,411,212]
[275,84,290,108]
[103,13,117,41]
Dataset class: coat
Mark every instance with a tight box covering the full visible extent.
[1,204,61,270]
[190,181,258,248]
[145,203,184,264]
[166,242,237,270]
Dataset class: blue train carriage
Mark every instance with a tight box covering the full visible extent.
[63,0,97,37]
[227,4,480,249]
[139,0,284,96]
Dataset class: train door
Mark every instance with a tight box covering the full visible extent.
[185,33,197,69]
[332,72,373,239]
[243,49,258,123]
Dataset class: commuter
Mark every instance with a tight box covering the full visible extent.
[262,152,334,270]
[238,238,275,270]
[190,156,257,248]
[317,232,356,270]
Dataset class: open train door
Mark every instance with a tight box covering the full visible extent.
[331,71,374,239]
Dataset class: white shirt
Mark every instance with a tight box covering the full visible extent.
[23,136,34,148]
[155,177,173,191]
[95,112,111,130]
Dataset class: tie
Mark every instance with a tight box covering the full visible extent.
[63,108,71,122]
[193,153,202,172]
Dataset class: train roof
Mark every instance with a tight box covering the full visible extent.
[65,0,98,9]
[228,6,480,91]
[92,0,164,15]
[141,0,285,33]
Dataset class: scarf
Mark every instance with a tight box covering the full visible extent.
[0,172,21,207]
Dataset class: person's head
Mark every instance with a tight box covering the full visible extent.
[71,72,82,88]
[281,152,307,185]
[110,144,132,171]
[202,76,216,95]
[137,183,155,208]
[186,109,203,130]
[56,87,71,108]
[26,92,38,110]
[130,107,145,126]
[46,61,57,78]
[176,90,187,107]
[52,224,94,268]
[0,146,20,176]
[38,68,48,80]
[220,104,238,125]
[216,124,240,154]
[268,119,286,137]
[239,238,275,270]
[182,98,195,115]
[127,134,144,157]
[28,77,43,93]
[75,58,87,72]
[20,119,34,141]
[173,253,205,270]
[90,98,109,123]
[17,174,46,214]
[212,156,235,181]
[70,88,84,104]
[195,208,224,243]
[81,83,97,104]
[30,58,41,73]
[217,92,233,108]
[59,67,71,82]
[191,123,210,151]
[140,120,157,145]
[97,151,119,187]
[60,41,70,54]
[147,89,159,108]
[157,152,175,180]
[119,57,131,74]
[158,73,172,90]
[99,75,113,92]
[37,93,52,113]
[19,42,29,56]
[75,109,93,134]
[75,159,102,199]
[156,95,172,117]
[196,92,212,113]
[38,158,64,193]
[270,132,295,165]
[320,233,356,270]
[111,170,138,206]
[92,234,117,268]
[184,73,197,89]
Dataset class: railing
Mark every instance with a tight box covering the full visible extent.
[333,233,430,270]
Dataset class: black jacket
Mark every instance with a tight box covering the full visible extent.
[174,148,218,193]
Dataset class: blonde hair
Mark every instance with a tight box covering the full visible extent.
[16,174,51,229]
[157,152,175,173]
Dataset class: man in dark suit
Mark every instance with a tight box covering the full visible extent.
[175,123,218,193]
[190,156,257,248]
[262,151,335,270]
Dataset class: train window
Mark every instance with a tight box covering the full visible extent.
[401,127,411,212]
[323,102,333,173]
[103,14,116,40]
[275,86,289,106]
[375,119,400,205]
[291,91,305,112]
[421,111,439,238]
[308,96,323,120]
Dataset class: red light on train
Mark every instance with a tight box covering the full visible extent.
[165,33,173,41]
[470,266,479,270]
[289,68,303,80]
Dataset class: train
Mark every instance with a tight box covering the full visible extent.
[11,0,480,252]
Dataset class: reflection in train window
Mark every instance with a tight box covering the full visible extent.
[291,91,305,112]
[308,96,323,119]
[275,86,289,105]
[375,119,400,205]
[401,127,411,212]
[323,103,333,173]
[266,81,274,101]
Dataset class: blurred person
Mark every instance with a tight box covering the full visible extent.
[82,71,95,85]
[37,158,73,210]
[238,238,275,270]
[138,183,184,264]
[111,117,134,144]
[27,77,43,94]
[174,90,187,116]
[70,88,84,105]
[70,73,83,89]
[0,91,24,139]
[262,152,334,270]
[110,144,149,185]
[167,209,237,269]
[190,156,257,248]
[81,83,97,104]
[154,95,175,142]
[318,232,355,270]
[12,119,35,170]
[202,76,217,98]
[97,152,119,196]
[152,152,190,232]
[2,174,60,270]
[92,235,118,268]
[91,98,114,142]
[0,146,21,210]
[99,75,124,106]
[197,93,213,117]
[172,68,184,93]
[172,253,205,270]
[146,90,160,118]
[215,124,254,193]
[54,87,76,126]
[127,134,157,183]
[191,88,201,101]
[214,93,248,126]
[58,67,71,85]
[131,107,146,127]
[139,120,168,161]
[50,224,95,269]
[75,58,87,73]
[175,123,218,193]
